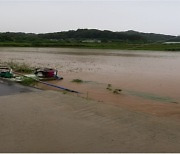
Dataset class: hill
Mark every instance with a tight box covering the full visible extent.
[1,29,180,51]
[0,29,176,43]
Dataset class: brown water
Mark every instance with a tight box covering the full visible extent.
[0,47,180,117]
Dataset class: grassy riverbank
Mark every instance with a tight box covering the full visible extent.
[0,42,180,51]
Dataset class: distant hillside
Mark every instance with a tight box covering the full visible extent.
[38,29,146,43]
[124,30,175,42]
[0,29,176,43]
[165,36,180,42]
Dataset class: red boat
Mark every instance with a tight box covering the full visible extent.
[34,68,63,80]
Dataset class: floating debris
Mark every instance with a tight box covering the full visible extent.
[0,66,13,78]
[113,89,122,94]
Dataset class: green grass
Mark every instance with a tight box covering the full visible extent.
[5,61,33,73]
[1,61,37,86]
[1,41,180,51]
[20,77,37,86]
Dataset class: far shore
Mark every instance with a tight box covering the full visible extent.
[0,42,180,51]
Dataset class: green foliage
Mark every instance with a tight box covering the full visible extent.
[6,62,33,73]
[0,29,177,45]
[20,77,37,86]
[0,29,180,51]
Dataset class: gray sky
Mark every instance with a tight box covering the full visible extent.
[0,0,180,35]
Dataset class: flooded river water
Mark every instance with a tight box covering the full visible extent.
[0,47,180,117]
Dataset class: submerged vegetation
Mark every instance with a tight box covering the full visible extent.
[0,61,37,86]
[20,77,37,86]
[72,79,83,83]
[106,84,122,94]
[0,29,180,51]
[0,61,36,86]
[106,84,112,91]
[5,62,33,73]
[113,89,122,94]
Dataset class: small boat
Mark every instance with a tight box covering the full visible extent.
[34,68,63,81]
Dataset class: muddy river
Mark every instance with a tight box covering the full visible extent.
[0,47,180,118]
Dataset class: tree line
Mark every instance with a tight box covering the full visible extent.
[0,29,176,44]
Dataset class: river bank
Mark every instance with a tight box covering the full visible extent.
[0,42,180,51]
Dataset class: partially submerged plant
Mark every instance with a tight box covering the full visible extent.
[63,90,67,94]
[6,61,33,73]
[113,89,122,94]
[106,84,122,94]
[72,79,83,83]
[21,77,37,86]
[106,84,112,91]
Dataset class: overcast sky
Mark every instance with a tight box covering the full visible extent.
[0,0,179,35]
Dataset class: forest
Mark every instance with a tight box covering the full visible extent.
[0,29,180,51]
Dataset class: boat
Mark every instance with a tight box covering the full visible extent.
[34,68,63,81]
